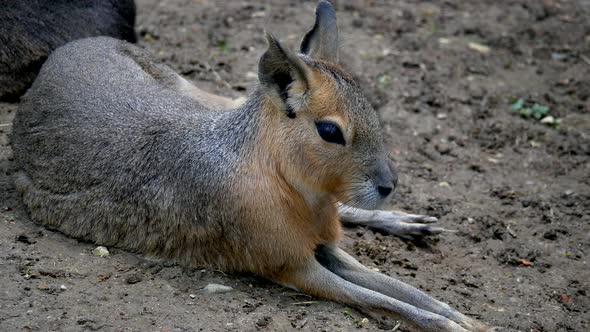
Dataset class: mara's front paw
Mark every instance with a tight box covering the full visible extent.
[368,210,453,240]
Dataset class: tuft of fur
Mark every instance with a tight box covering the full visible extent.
[0,0,136,101]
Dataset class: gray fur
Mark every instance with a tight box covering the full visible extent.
[0,0,136,101]
[12,37,262,269]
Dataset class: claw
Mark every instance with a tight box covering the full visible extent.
[418,215,439,223]
[337,205,449,239]
[422,226,447,236]
[369,222,453,238]
[388,211,438,224]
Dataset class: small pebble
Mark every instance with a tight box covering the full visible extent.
[189,294,196,299]
[543,230,558,241]
[92,246,110,258]
[60,285,67,290]
[468,42,491,54]
[530,140,541,148]
[125,273,143,284]
[551,52,567,61]
[256,316,272,328]
[438,37,451,45]
[251,11,266,18]
[245,71,257,80]
[540,115,556,125]
[435,143,452,155]
[202,283,233,294]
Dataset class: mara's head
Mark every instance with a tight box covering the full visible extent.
[257,1,397,210]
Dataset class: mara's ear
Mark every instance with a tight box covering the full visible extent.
[300,1,338,62]
[259,33,309,118]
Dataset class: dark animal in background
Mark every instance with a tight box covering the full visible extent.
[0,0,136,101]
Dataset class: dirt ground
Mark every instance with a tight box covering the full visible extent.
[1,0,589,331]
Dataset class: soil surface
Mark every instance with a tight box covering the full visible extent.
[1,0,589,331]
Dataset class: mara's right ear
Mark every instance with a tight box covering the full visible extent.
[300,1,338,62]
[258,33,309,118]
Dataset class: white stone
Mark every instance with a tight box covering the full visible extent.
[468,42,491,54]
[202,283,233,294]
[92,246,110,257]
[540,116,555,124]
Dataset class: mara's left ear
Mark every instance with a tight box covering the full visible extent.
[300,1,339,63]
[259,33,309,118]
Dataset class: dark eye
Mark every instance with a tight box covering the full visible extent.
[315,121,345,146]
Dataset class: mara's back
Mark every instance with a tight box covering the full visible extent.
[12,37,256,266]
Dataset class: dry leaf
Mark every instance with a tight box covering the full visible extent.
[560,293,570,304]
[519,259,533,267]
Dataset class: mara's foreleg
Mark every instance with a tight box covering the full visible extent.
[337,203,450,239]
[274,258,470,332]
[314,245,494,332]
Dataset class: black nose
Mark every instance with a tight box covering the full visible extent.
[377,185,393,197]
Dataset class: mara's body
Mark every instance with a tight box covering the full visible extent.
[12,2,493,331]
[0,0,136,101]
[13,37,337,275]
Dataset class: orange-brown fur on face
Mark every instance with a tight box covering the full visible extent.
[226,81,346,275]
[273,68,352,191]
[211,62,382,276]
[272,62,383,207]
